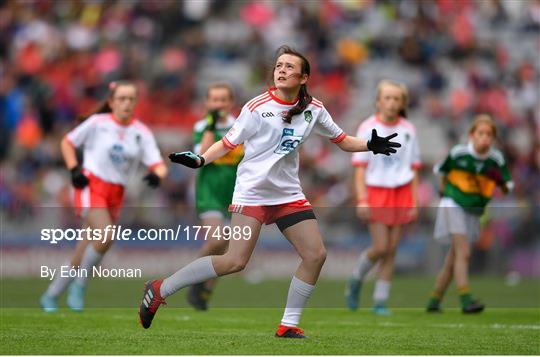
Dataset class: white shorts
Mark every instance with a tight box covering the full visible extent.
[434,197,480,244]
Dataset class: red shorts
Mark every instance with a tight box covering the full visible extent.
[73,172,125,222]
[228,199,313,225]
[367,182,415,226]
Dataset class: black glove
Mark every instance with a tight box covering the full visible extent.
[142,172,161,188]
[70,166,89,189]
[204,110,221,131]
[367,129,401,156]
[169,151,205,169]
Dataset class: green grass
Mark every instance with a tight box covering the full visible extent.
[1,277,539,354]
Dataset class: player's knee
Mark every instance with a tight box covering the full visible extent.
[303,247,327,266]
[372,246,387,259]
[456,247,470,261]
[226,258,248,274]
[386,245,397,257]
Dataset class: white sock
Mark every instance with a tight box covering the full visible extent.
[280,276,315,327]
[74,245,103,286]
[373,279,391,304]
[352,251,375,280]
[45,261,75,297]
[160,256,217,298]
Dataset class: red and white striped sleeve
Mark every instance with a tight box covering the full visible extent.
[313,106,346,143]
[222,105,262,149]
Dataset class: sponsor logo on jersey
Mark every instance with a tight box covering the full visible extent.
[262,112,274,118]
[274,128,302,155]
[108,144,129,168]
[304,110,312,123]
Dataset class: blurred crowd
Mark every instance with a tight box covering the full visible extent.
[1,0,539,267]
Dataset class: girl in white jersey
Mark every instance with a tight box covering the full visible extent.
[139,46,401,338]
[40,81,167,312]
[346,80,421,315]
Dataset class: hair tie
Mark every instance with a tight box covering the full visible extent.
[109,81,117,90]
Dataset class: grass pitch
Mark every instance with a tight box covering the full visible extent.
[1,277,539,354]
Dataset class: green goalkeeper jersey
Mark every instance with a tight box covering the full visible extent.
[193,115,243,216]
[435,142,513,215]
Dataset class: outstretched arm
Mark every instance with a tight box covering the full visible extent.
[169,140,231,168]
[336,129,401,155]
[201,140,231,165]
[335,136,368,152]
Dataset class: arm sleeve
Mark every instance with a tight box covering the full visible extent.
[351,123,371,166]
[222,106,261,149]
[141,130,164,169]
[313,107,346,143]
[65,116,97,147]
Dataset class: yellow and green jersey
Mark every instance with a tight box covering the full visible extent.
[193,115,243,216]
[436,142,512,215]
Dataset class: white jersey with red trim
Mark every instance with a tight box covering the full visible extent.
[223,89,345,205]
[351,114,421,188]
[65,113,164,185]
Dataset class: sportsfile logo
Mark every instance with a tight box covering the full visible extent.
[274,128,302,155]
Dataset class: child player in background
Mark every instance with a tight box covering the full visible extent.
[188,83,243,310]
[40,81,167,312]
[427,114,513,313]
[346,80,421,315]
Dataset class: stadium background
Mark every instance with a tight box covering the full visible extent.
[1,0,539,307]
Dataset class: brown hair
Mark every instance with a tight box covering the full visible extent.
[206,82,235,100]
[274,45,312,124]
[77,80,137,122]
[468,114,497,138]
[376,79,409,118]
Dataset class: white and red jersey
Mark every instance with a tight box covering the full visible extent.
[352,114,421,188]
[222,89,346,205]
[65,113,164,186]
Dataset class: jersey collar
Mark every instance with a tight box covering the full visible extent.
[110,113,136,126]
[268,87,298,106]
[375,113,402,127]
[467,141,490,159]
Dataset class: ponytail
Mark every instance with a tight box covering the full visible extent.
[282,84,312,124]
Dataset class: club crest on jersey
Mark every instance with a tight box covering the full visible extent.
[304,110,312,123]
[274,128,302,155]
